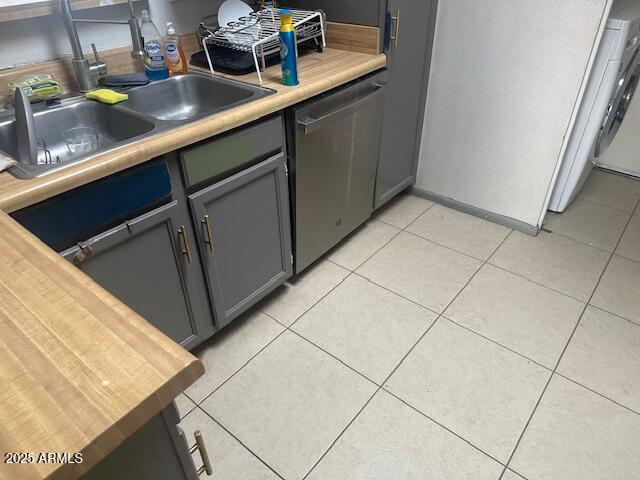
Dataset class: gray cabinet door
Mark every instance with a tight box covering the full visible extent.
[189,153,293,328]
[62,201,215,349]
[374,0,438,209]
[280,0,385,27]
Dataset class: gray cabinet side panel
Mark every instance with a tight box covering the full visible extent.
[81,405,197,480]
[375,0,438,209]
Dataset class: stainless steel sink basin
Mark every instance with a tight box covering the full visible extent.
[123,74,270,122]
[0,72,274,178]
[0,101,155,178]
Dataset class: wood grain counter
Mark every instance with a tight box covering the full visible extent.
[0,210,204,480]
[0,48,386,213]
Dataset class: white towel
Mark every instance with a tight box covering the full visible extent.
[0,154,16,172]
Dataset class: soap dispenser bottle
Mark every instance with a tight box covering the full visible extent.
[164,22,187,75]
[140,10,169,81]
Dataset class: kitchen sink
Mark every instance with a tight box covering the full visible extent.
[123,73,271,122]
[0,72,274,178]
[0,101,155,178]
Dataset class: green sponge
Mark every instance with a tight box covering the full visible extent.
[9,74,61,102]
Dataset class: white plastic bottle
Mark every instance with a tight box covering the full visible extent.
[140,10,169,81]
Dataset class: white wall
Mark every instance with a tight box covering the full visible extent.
[415,0,612,229]
[0,0,221,70]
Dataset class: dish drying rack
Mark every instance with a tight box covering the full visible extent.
[200,7,326,84]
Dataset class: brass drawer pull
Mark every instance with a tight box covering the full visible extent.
[178,226,192,264]
[189,430,213,476]
[201,215,214,252]
[390,10,400,48]
[73,243,93,263]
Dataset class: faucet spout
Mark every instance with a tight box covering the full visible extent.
[60,0,145,91]
[128,16,145,60]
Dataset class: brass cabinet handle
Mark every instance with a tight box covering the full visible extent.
[201,215,214,252]
[73,243,93,263]
[189,430,213,476]
[177,226,192,264]
[390,10,400,48]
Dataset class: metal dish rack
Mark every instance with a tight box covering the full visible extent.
[200,7,326,84]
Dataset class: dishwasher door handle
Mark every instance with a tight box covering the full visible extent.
[297,84,386,135]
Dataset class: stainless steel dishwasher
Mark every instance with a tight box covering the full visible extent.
[287,70,387,273]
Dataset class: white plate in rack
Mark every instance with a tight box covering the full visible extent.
[218,0,261,45]
[218,0,253,27]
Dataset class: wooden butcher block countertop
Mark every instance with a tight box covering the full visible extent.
[0,210,204,480]
[0,47,386,480]
[0,48,386,213]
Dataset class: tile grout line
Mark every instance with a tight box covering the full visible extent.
[400,200,507,261]
[300,315,442,480]
[544,188,640,254]
[192,405,287,480]
[574,192,640,215]
[348,210,514,317]
[326,198,440,274]
[440,314,640,417]
[400,228,495,262]
[321,217,405,275]
[440,315,555,372]
[184,326,289,405]
[302,227,516,478]
[588,303,640,328]
[497,318,578,479]
[486,261,589,304]
[177,401,197,420]
[499,203,640,479]
[193,267,358,406]
[553,372,640,416]
[286,324,381,386]
[612,250,640,266]
[541,228,625,255]
[380,387,508,468]
[401,198,437,230]
[185,268,365,479]
[351,270,442,316]
[272,270,354,330]
[374,199,436,230]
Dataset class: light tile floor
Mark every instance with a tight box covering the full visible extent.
[179,170,640,480]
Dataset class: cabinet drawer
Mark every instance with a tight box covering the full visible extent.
[180,116,284,188]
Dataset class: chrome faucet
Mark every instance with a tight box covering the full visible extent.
[60,0,145,91]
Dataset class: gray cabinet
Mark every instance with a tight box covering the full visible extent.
[62,201,214,350]
[82,403,208,480]
[189,153,293,328]
[280,0,385,27]
[374,0,438,209]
